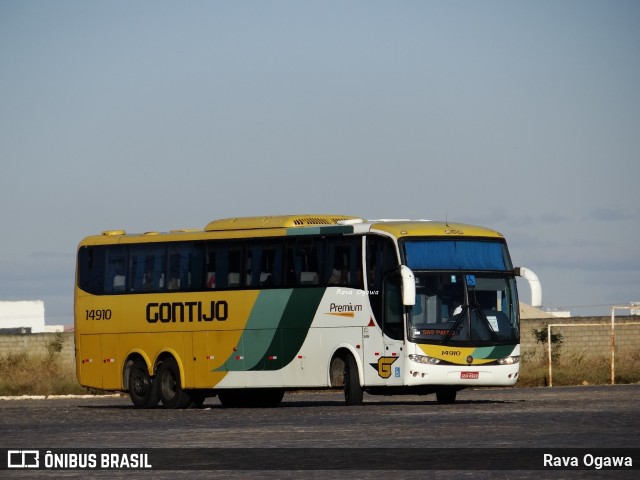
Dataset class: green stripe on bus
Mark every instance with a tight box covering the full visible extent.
[473,345,516,359]
[250,287,326,371]
[214,290,292,372]
[239,290,293,370]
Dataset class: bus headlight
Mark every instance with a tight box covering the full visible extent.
[408,354,440,365]
[497,356,520,365]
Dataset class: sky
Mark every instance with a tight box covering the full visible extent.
[1,0,639,325]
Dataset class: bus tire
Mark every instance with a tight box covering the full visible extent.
[188,390,207,408]
[344,354,363,406]
[128,358,159,408]
[156,358,191,409]
[436,388,457,404]
[255,388,284,408]
[217,389,242,408]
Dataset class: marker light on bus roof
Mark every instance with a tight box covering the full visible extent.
[336,218,365,225]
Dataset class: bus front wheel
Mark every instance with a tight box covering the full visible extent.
[344,354,363,406]
[435,388,457,404]
[128,358,159,409]
[156,358,191,409]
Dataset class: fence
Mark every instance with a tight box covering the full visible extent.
[0,332,75,362]
[520,315,640,358]
[543,306,640,387]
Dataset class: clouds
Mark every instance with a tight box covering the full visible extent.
[586,207,640,222]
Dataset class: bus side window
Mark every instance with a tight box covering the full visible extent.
[285,238,322,286]
[189,243,205,290]
[211,242,244,289]
[206,243,217,288]
[325,236,363,289]
[78,246,107,295]
[366,235,398,292]
[106,247,127,293]
[247,241,283,288]
[130,245,166,291]
[228,246,243,288]
[167,244,204,290]
[167,249,181,290]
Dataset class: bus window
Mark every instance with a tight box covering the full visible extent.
[130,245,166,291]
[366,235,397,292]
[105,247,127,293]
[285,238,322,286]
[324,236,363,289]
[78,246,107,295]
[247,241,283,288]
[206,243,217,288]
[210,242,244,289]
[167,243,204,291]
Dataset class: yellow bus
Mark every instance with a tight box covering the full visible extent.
[75,214,530,408]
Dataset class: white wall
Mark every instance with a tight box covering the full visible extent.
[0,300,52,333]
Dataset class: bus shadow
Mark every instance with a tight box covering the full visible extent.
[79,398,519,410]
[280,399,516,407]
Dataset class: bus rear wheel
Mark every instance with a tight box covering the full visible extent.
[189,390,207,408]
[128,358,159,408]
[156,358,191,409]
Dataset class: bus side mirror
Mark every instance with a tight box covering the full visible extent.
[514,266,542,308]
[400,265,415,306]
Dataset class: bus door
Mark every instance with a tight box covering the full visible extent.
[363,235,404,386]
[381,275,405,386]
[363,275,405,386]
[78,334,102,389]
[100,334,120,390]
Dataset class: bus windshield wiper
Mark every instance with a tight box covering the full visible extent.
[442,305,468,344]
[472,304,498,341]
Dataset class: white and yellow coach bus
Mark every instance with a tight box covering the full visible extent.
[75,214,531,408]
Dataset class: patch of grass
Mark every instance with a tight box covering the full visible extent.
[1,348,639,396]
[0,353,87,396]
[519,349,640,387]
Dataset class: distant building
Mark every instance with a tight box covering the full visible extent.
[519,303,570,319]
[0,300,63,333]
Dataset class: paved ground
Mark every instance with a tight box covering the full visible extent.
[1,385,638,479]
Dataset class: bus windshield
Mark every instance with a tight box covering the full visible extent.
[404,239,512,271]
[408,273,519,345]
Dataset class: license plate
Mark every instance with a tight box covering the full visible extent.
[460,372,479,380]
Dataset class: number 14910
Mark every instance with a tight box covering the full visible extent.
[85,309,112,320]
